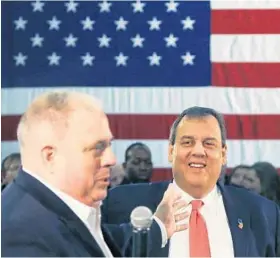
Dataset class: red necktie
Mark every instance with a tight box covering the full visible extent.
[189,200,211,257]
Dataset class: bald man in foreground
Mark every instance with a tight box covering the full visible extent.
[1,91,188,257]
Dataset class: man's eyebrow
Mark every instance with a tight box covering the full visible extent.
[179,136,194,140]
[204,137,218,141]
[179,136,219,142]
[83,137,114,151]
[83,143,96,151]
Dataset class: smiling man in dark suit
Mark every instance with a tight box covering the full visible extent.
[2,91,188,257]
[102,106,280,257]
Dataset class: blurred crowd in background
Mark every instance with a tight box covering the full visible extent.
[2,141,280,207]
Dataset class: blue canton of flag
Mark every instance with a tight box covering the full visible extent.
[2,0,211,87]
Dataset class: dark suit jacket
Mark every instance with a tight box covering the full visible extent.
[102,181,280,257]
[2,170,164,257]
[1,170,125,257]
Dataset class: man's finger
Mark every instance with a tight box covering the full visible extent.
[176,223,188,232]
[174,211,189,222]
[173,200,188,211]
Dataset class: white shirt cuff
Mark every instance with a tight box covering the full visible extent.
[153,216,168,248]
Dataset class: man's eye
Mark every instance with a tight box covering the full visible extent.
[205,141,215,146]
[95,142,106,152]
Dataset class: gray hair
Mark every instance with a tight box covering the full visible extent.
[169,106,227,147]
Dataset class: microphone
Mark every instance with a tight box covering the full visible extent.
[130,206,153,257]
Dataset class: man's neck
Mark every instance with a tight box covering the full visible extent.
[174,180,215,199]
[22,167,100,208]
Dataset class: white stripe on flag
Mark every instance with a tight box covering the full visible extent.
[211,35,280,62]
[211,0,280,9]
[2,140,280,168]
[2,87,280,115]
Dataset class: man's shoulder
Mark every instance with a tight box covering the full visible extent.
[103,180,170,210]
[108,180,170,196]
[2,189,64,257]
[2,181,62,235]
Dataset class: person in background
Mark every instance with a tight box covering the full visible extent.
[121,142,153,184]
[227,164,253,188]
[1,153,21,190]
[109,164,125,188]
[228,162,280,206]
[252,161,280,206]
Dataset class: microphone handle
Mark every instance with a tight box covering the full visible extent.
[132,227,149,257]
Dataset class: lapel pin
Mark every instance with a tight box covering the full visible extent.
[238,218,243,229]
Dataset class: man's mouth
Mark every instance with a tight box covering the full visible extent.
[98,175,110,183]
[188,163,206,168]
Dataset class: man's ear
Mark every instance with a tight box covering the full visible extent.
[168,144,174,163]
[41,145,57,173]
[122,162,126,169]
[41,145,56,164]
[222,144,227,165]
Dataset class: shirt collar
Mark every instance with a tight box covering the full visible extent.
[22,167,99,224]
[173,179,219,206]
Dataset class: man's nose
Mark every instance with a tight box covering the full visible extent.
[191,142,206,157]
[101,147,116,167]
[139,162,147,170]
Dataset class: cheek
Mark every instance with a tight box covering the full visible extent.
[207,148,222,159]
[63,153,94,179]
[206,149,224,166]
[127,164,136,172]
[253,178,261,188]
[172,147,189,164]
[86,156,103,182]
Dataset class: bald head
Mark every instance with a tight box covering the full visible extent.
[17,91,104,171]
[17,91,102,146]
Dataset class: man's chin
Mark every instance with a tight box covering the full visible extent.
[180,176,207,188]
[90,189,108,204]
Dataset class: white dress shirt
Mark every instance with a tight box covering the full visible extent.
[157,181,234,257]
[23,168,113,257]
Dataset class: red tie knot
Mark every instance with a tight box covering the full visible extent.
[191,200,203,210]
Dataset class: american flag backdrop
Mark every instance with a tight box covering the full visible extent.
[2,0,280,180]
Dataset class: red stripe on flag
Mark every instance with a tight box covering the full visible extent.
[151,168,280,182]
[212,63,280,88]
[151,168,172,182]
[2,114,280,141]
[212,10,280,34]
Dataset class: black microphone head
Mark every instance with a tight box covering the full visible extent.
[130,206,153,229]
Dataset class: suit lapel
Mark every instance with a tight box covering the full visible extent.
[219,184,251,257]
[101,225,122,257]
[61,218,105,257]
